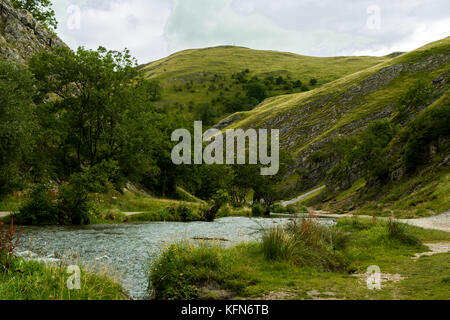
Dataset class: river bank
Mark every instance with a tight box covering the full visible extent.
[150,217,450,300]
[13,216,312,299]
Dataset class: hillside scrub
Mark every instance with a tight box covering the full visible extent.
[149,218,448,300]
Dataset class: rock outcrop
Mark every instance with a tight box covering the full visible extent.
[0,0,65,63]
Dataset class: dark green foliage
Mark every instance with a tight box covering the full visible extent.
[251,203,265,217]
[16,185,59,225]
[0,61,36,198]
[12,0,57,30]
[402,102,450,172]
[30,46,163,190]
[245,81,267,103]
[193,102,217,125]
[138,80,162,102]
[150,243,228,300]
[310,78,318,86]
[386,219,421,246]
[397,80,434,116]
[293,80,302,88]
[328,120,397,185]
[57,179,91,225]
[176,205,195,222]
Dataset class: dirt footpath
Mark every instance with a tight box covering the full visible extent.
[400,210,450,233]
[0,212,12,219]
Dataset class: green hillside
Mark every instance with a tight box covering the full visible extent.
[139,46,389,123]
[220,37,450,217]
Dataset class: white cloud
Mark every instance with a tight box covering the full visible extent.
[54,0,171,63]
[52,0,450,63]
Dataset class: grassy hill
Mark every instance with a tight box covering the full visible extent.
[139,46,389,122]
[219,37,450,217]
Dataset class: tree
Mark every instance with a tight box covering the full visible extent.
[310,78,318,86]
[12,0,58,30]
[0,60,36,197]
[194,102,217,125]
[246,81,267,103]
[29,46,160,185]
[293,80,302,88]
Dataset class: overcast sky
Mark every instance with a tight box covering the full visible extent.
[53,0,450,64]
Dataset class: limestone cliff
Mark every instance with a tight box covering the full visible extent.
[0,0,65,63]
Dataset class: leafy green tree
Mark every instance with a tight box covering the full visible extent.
[194,102,217,125]
[12,0,58,30]
[310,78,318,86]
[0,61,36,197]
[29,46,160,186]
[246,81,267,104]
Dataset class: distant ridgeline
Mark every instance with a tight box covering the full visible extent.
[0,0,65,63]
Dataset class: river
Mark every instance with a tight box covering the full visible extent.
[16,216,335,299]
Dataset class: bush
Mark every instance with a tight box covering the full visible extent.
[386,219,422,246]
[176,205,201,222]
[150,243,227,300]
[57,175,91,225]
[270,204,288,214]
[398,80,433,115]
[16,185,59,225]
[402,103,450,172]
[251,204,265,217]
[286,203,308,214]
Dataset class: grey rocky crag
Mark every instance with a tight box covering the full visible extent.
[0,0,65,63]
[217,41,450,196]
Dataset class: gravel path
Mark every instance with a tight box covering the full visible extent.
[400,210,450,233]
[0,212,12,219]
[281,186,325,207]
[281,188,450,233]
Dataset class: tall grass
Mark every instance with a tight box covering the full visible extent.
[0,218,22,272]
[261,226,295,261]
[386,218,422,246]
[261,217,350,272]
[150,242,232,300]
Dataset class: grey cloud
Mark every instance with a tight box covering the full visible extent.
[53,0,450,63]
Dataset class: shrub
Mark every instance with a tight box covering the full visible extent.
[251,204,265,217]
[57,177,91,225]
[386,219,422,246]
[150,243,226,300]
[403,103,450,171]
[176,205,201,222]
[16,185,59,225]
[398,80,433,115]
[217,205,231,218]
[286,203,308,214]
[270,204,288,214]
